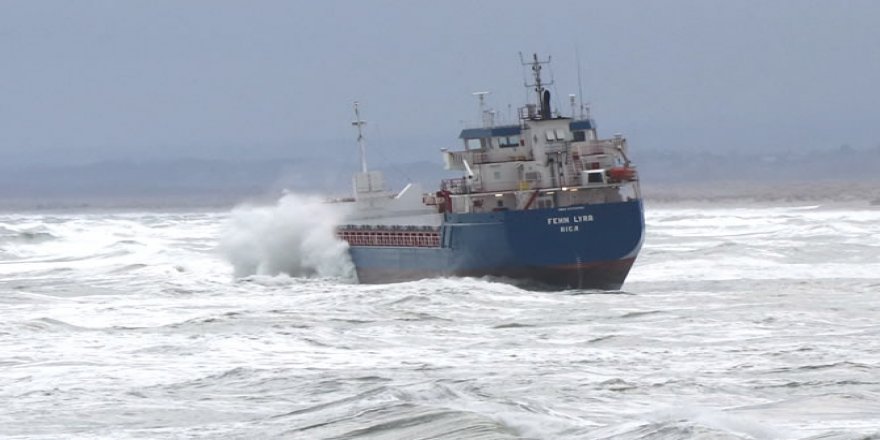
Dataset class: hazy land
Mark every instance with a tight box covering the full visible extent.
[2,145,878,211]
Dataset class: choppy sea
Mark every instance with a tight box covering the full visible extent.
[1,201,879,439]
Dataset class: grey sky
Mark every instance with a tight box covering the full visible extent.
[2,0,878,167]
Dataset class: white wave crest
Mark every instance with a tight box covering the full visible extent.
[221,194,355,280]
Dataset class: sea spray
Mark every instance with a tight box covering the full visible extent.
[221,194,355,280]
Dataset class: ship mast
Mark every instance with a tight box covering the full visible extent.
[520,52,554,119]
[472,91,492,127]
[352,101,368,173]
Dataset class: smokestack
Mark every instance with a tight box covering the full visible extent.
[542,90,552,119]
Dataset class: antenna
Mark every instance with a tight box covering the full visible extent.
[472,91,491,127]
[352,101,368,173]
[576,46,586,119]
[569,94,577,118]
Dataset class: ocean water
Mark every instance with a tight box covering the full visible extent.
[1,202,879,439]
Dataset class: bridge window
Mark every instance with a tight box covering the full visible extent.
[465,138,482,149]
[498,136,519,148]
[545,129,566,142]
[572,130,586,142]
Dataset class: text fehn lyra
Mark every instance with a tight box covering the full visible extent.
[547,215,594,233]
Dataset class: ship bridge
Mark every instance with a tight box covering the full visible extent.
[459,125,522,150]
[458,120,597,150]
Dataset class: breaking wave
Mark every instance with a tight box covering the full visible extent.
[0,226,57,245]
[220,194,355,280]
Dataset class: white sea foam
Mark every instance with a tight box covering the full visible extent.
[220,194,355,280]
[2,206,880,439]
[630,207,880,282]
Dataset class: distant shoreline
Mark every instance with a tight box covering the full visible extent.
[642,180,880,206]
[2,180,878,213]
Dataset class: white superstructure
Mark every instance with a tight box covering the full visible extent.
[435,53,640,214]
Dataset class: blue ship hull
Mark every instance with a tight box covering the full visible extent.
[348,199,644,290]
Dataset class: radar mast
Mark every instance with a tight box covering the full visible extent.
[520,52,554,119]
[352,101,368,173]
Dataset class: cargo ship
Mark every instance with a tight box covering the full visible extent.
[335,54,644,290]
